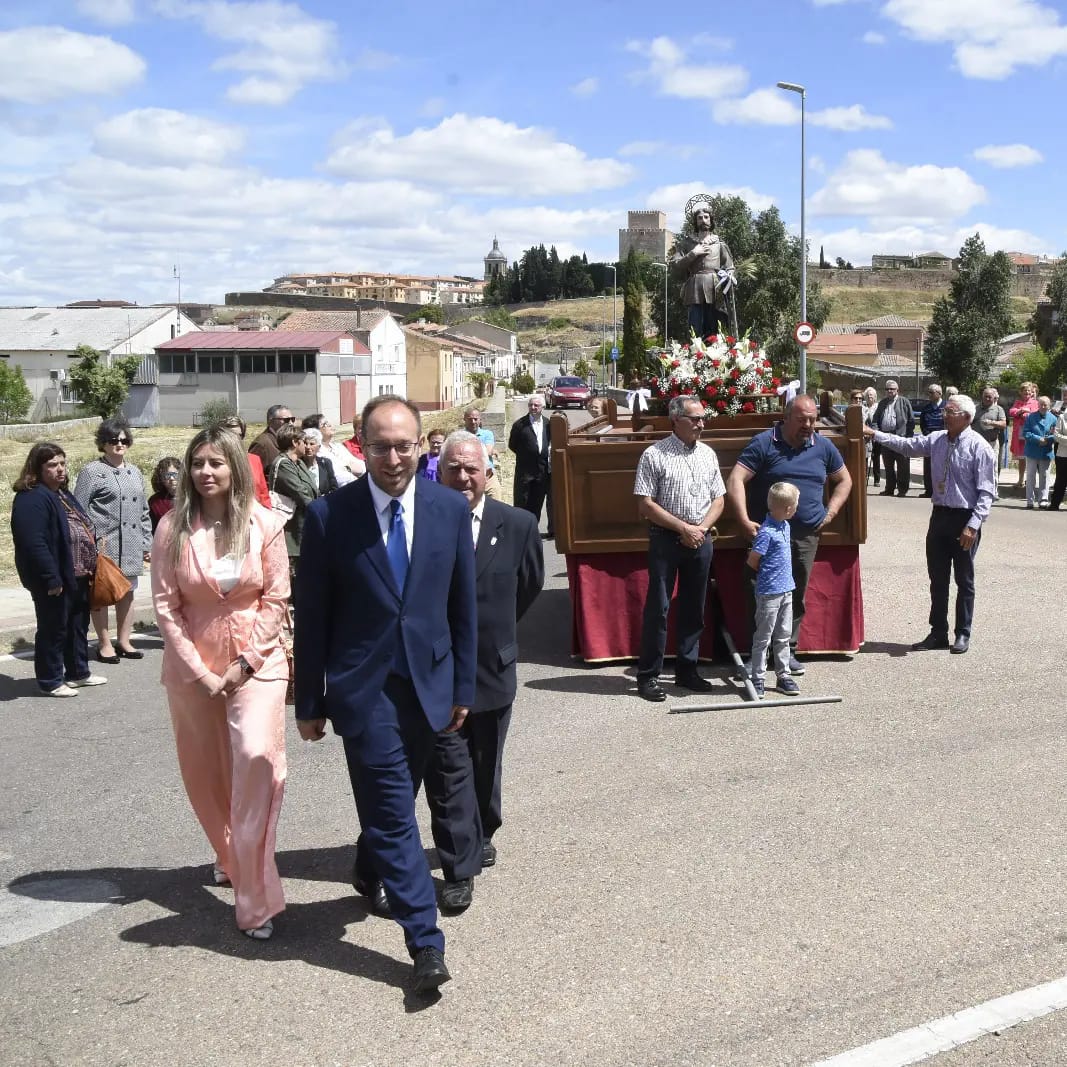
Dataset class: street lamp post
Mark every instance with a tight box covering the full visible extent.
[777,80,807,394]
[608,263,618,388]
[652,261,668,349]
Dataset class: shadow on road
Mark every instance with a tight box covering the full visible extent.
[7,845,448,1010]
[0,675,46,702]
[856,641,913,658]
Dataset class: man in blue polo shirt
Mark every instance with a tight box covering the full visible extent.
[919,384,946,496]
[725,395,853,673]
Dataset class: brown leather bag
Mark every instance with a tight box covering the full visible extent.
[90,551,132,609]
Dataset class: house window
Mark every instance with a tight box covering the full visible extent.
[159,352,196,374]
[278,351,316,374]
[197,354,234,375]
[378,384,394,396]
[239,353,275,374]
[885,337,894,350]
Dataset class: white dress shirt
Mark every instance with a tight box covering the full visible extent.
[470,497,486,547]
[367,475,416,557]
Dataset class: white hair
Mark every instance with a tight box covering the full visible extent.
[440,429,489,466]
[946,394,976,419]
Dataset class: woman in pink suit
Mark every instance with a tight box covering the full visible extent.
[1009,381,1039,489]
[152,425,290,940]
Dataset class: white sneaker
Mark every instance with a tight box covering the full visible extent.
[41,684,78,698]
[68,675,108,687]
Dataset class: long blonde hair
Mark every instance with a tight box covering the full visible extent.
[166,426,254,567]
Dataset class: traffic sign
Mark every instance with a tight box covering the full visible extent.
[794,322,816,346]
[610,346,619,361]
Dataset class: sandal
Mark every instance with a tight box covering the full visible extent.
[242,919,273,940]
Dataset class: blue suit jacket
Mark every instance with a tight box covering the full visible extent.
[293,475,477,735]
[11,485,81,597]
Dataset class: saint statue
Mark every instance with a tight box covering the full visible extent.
[671,197,737,339]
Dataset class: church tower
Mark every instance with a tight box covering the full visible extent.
[483,236,507,281]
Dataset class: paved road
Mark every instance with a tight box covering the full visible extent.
[1,490,1065,1066]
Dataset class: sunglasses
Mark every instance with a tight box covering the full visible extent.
[105,437,131,446]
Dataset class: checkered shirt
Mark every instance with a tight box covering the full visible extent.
[633,434,725,525]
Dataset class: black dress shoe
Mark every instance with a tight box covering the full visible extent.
[911,633,950,651]
[116,646,144,659]
[439,877,474,913]
[674,670,712,693]
[352,872,391,917]
[412,946,451,993]
[879,490,894,496]
[97,650,120,664]
[951,635,969,654]
[637,678,667,702]
[481,840,497,867]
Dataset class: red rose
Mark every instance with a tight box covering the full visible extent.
[728,386,737,396]
[742,401,755,413]
[716,399,727,411]
[708,335,718,344]
[707,386,718,398]
[671,359,680,369]
[749,340,758,350]
[726,335,736,345]
[730,368,740,379]
[772,377,781,386]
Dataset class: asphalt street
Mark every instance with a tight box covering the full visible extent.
[1,480,1066,1066]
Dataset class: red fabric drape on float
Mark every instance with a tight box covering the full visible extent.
[567,546,864,662]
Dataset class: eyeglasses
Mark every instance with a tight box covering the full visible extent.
[365,440,419,458]
[683,414,707,423]
[163,471,179,480]
[106,437,130,446]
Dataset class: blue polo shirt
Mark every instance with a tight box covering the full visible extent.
[920,400,945,435]
[736,423,844,534]
[752,516,795,596]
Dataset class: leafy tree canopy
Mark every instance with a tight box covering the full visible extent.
[0,362,34,423]
[68,344,142,418]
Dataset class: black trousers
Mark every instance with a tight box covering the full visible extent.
[743,529,820,651]
[424,704,512,880]
[883,449,910,494]
[514,473,552,534]
[926,507,980,639]
[871,442,881,484]
[637,527,713,682]
[1050,459,1067,509]
[31,575,91,691]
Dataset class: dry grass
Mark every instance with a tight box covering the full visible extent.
[824,286,1036,328]
[0,399,503,585]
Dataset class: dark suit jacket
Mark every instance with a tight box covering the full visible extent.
[271,455,318,556]
[311,456,338,496]
[508,414,551,482]
[11,485,81,596]
[293,476,477,735]
[873,396,914,438]
[248,428,280,469]
[471,498,544,713]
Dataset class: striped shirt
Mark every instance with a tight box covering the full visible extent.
[634,433,726,525]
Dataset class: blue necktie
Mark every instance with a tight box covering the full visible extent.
[387,499,409,593]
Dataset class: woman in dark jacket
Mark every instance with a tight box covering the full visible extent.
[268,424,318,590]
[11,442,107,697]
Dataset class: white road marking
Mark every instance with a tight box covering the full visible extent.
[810,975,1067,1066]
[0,877,119,947]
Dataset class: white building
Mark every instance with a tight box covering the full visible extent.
[0,306,200,421]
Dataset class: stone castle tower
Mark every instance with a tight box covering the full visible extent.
[483,236,508,281]
[618,210,673,262]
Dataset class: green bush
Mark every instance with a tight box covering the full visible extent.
[199,397,239,426]
[511,370,535,395]
[547,316,571,330]
[0,363,34,423]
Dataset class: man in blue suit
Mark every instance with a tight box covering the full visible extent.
[294,395,477,993]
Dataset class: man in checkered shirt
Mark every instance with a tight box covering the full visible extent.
[633,395,726,702]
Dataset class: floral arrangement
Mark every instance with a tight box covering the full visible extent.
[650,331,780,417]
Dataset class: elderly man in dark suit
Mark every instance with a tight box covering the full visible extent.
[423,430,544,911]
[294,395,477,994]
[872,381,914,496]
[508,394,553,537]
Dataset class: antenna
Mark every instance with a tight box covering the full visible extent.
[173,263,182,333]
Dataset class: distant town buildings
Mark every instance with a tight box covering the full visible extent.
[619,210,673,263]
[267,269,487,306]
[871,250,1061,276]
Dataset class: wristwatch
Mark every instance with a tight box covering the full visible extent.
[237,656,254,676]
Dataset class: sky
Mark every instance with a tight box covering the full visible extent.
[1,0,1065,308]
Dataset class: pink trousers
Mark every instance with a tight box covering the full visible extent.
[166,677,287,931]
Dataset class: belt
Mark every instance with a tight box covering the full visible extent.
[932,505,972,513]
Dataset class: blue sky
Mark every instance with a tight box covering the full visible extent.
[1,0,1065,308]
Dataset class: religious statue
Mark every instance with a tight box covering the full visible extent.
[671,196,737,339]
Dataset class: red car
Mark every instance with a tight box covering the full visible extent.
[545,376,593,409]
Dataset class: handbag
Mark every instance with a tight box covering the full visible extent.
[90,550,132,608]
[268,457,298,519]
[282,618,295,705]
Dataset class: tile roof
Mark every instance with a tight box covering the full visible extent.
[157,331,369,352]
[875,351,921,368]
[274,309,392,333]
[856,314,926,329]
[819,323,856,335]
[0,306,182,352]
[807,333,879,357]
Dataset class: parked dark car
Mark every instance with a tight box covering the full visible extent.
[546,376,593,409]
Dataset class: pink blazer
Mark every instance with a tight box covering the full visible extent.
[152,504,290,686]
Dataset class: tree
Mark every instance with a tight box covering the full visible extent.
[924,234,1015,392]
[819,245,828,269]
[621,247,646,382]
[0,362,34,422]
[404,304,443,324]
[200,397,238,426]
[510,368,535,394]
[478,306,517,331]
[68,344,143,418]
[1031,254,1067,352]
[835,256,854,270]
[468,371,493,398]
[572,355,592,380]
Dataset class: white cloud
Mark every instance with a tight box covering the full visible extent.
[570,77,599,97]
[647,182,777,231]
[862,30,887,44]
[0,27,145,103]
[155,0,344,104]
[626,36,748,100]
[76,0,137,23]
[882,0,1067,78]
[973,143,1044,168]
[810,149,987,222]
[619,140,663,157]
[325,114,633,197]
[93,108,245,165]
[712,89,892,130]
[353,48,399,71]
[812,221,1054,267]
